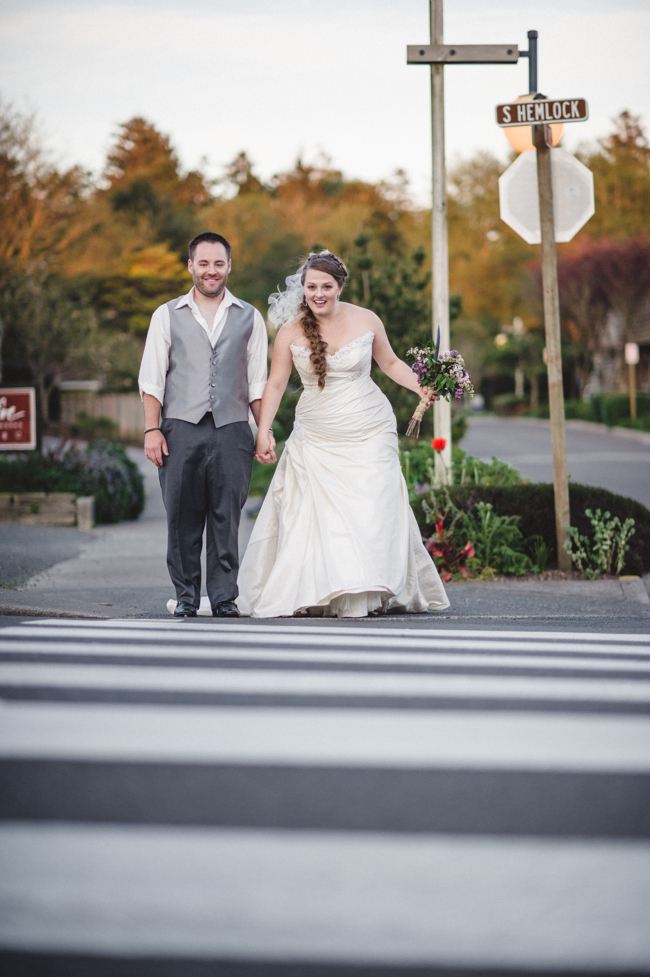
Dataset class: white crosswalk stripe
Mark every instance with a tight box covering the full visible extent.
[0,618,649,977]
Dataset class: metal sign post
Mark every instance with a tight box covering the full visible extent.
[408,1,525,480]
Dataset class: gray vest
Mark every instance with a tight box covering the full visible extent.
[162,297,255,428]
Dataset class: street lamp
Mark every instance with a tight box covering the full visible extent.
[504,95,563,153]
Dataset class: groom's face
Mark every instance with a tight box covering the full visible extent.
[188,242,231,298]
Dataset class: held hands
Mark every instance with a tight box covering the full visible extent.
[255,429,277,465]
[420,386,439,408]
[144,429,169,467]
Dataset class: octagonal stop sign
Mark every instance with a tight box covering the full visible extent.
[499,147,594,244]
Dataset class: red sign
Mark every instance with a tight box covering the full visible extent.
[496,98,589,127]
[0,387,37,450]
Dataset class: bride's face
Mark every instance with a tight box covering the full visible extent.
[303,270,342,317]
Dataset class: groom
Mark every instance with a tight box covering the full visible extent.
[139,232,269,617]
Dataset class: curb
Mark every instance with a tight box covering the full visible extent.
[471,415,650,446]
[0,605,106,619]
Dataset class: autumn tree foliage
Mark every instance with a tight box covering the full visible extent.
[579,111,650,238]
[0,101,89,270]
[2,102,649,411]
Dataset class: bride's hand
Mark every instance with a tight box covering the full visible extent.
[420,386,439,407]
[255,430,277,465]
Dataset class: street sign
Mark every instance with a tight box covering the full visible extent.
[496,98,588,126]
[0,387,37,450]
[499,147,595,244]
[407,44,519,64]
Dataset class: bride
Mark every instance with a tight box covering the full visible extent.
[237,250,449,619]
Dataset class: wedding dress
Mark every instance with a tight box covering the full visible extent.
[237,331,449,618]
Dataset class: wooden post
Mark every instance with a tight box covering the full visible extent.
[629,362,637,419]
[429,0,452,479]
[535,124,571,571]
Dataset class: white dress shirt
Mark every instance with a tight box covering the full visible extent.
[138,287,268,406]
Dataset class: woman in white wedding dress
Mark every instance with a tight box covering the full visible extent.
[237,250,449,619]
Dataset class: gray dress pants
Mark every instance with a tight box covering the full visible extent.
[159,414,254,609]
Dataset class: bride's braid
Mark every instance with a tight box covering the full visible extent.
[299,252,348,390]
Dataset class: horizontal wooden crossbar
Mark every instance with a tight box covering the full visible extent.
[407,44,519,65]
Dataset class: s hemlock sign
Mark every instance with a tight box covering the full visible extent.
[0,387,37,450]
[496,98,588,127]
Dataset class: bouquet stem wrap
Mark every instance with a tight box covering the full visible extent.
[406,344,474,438]
[406,399,429,438]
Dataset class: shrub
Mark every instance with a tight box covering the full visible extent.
[0,440,144,524]
[565,508,635,579]
[421,487,474,582]
[458,502,530,576]
[590,392,650,427]
[525,400,593,421]
[527,534,550,573]
[68,440,144,523]
[410,482,650,576]
[492,393,529,416]
[400,443,524,500]
[70,412,119,440]
[0,453,79,493]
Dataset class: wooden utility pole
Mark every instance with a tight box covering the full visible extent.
[630,362,637,419]
[408,2,520,481]
[626,343,640,420]
[534,122,571,570]
[428,0,451,479]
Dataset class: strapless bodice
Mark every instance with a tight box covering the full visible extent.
[288,330,396,443]
[290,330,375,386]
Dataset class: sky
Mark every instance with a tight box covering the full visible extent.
[1,0,649,203]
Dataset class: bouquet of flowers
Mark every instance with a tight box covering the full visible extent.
[405,329,474,437]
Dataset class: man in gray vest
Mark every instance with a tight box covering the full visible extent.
[139,232,269,617]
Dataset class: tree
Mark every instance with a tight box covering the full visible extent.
[579,112,650,238]
[528,236,650,395]
[0,266,98,422]
[0,100,89,270]
[102,117,211,255]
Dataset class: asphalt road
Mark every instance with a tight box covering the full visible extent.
[0,617,648,975]
[462,416,650,508]
[1,429,649,628]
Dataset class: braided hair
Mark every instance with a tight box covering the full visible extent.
[299,252,348,390]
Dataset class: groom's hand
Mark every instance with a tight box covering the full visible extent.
[145,429,169,467]
[254,432,277,465]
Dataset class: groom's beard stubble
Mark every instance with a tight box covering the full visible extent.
[194,276,227,299]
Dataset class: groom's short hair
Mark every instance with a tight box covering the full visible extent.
[189,232,232,261]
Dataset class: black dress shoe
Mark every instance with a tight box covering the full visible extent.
[174,601,198,617]
[212,600,240,617]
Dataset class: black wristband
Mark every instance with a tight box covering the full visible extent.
[144,427,160,435]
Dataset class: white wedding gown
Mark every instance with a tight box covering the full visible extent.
[237,331,449,618]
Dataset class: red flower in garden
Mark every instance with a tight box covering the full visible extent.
[431,438,447,452]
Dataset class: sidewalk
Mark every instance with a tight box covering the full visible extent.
[0,449,648,630]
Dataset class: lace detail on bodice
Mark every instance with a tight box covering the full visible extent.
[290,331,374,382]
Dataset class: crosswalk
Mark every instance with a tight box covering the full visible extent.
[0,618,649,976]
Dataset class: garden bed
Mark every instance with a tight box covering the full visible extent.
[400,442,650,580]
[0,441,144,525]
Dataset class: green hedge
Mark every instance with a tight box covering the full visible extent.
[411,482,650,576]
[0,440,145,525]
[590,392,650,427]
[527,394,650,427]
